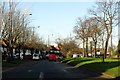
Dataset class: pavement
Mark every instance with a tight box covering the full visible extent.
[2,60,117,80]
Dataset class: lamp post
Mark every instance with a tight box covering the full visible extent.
[22,13,32,60]
[28,26,40,55]
[23,13,32,43]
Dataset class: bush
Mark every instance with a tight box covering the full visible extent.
[66,51,73,58]
[112,51,119,56]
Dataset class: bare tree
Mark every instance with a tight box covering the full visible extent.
[89,1,118,58]
[86,17,102,58]
[55,37,79,57]
[1,1,34,60]
[73,18,90,57]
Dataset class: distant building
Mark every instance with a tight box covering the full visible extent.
[73,53,78,58]
[78,47,112,57]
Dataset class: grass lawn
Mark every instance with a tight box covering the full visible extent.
[61,58,74,63]
[62,58,120,78]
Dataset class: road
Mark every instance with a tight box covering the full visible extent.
[2,60,107,80]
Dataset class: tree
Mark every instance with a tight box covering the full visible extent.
[117,39,120,58]
[86,17,102,58]
[89,1,118,58]
[73,17,91,57]
[1,1,41,60]
[1,1,29,60]
[55,37,79,57]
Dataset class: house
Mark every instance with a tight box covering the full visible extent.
[72,53,79,58]
[79,47,112,58]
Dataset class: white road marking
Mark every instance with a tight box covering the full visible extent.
[63,69,68,73]
[39,72,44,80]
[28,70,32,72]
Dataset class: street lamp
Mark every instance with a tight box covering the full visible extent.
[23,13,32,45]
[22,13,32,60]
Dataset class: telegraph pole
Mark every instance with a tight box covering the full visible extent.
[22,13,32,60]
[8,0,13,60]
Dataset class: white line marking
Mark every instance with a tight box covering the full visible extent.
[39,72,44,80]
[63,69,68,73]
[28,70,32,72]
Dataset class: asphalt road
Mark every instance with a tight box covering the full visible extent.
[2,60,109,80]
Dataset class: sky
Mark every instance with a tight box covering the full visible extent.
[21,2,95,44]
[19,1,118,46]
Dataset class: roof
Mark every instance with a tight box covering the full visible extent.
[50,46,59,51]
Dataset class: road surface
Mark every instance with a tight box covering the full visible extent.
[2,60,109,80]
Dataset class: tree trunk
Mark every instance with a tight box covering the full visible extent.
[117,39,120,58]
[18,44,21,60]
[86,38,88,57]
[23,48,26,60]
[83,39,85,57]
[90,41,92,57]
[7,47,13,61]
[104,36,109,59]
[94,42,97,58]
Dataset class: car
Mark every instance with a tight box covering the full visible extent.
[15,53,23,60]
[48,53,59,61]
[32,53,40,60]
[48,50,64,61]
[46,53,50,59]
[39,54,43,60]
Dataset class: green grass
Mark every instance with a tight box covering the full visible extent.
[61,58,74,63]
[62,58,120,78]
[106,66,119,77]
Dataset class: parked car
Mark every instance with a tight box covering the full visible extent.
[39,54,43,60]
[32,53,40,60]
[15,53,23,60]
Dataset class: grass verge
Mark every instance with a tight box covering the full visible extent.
[61,58,120,78]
